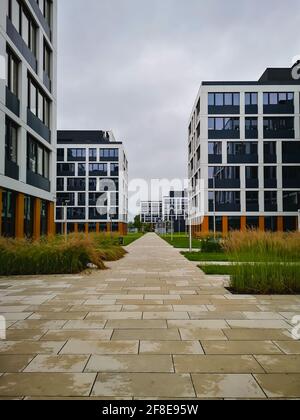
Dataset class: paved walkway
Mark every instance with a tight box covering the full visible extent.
[0,233,300,399]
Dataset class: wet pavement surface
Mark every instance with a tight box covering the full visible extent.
[0,233,300,399]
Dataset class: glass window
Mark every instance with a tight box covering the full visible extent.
[30,80,37,115]
[43,42,51,78]
[22,10,29,46]
[246,166,258,179]
[57,149,64,162]
[269,93,277,105]
[208,93,214,106]
[224,93,232,106]
[38,91,44,121]
[6,49,19,96]
[11,0,20,32]
[44,98,50,127]
[29,22,37,56]
[44,150,49,179]
[215,94,223,106]
[233,93,240,106]
[89,149,97,161]
[44,0,51,28]
[37,145,43,176]
[5,118,18,163]
[89,178,97,191]
[27,137,37,173]
[208,118,215,130]
[78,164,86,176]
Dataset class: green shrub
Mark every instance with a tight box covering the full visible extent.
[201,238,223,253]
[0,234,126,276]
[230,262,300,294]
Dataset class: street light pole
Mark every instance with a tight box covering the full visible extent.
[213,176,216,241]
[62,200,70,241]
[212,167,225,240]
[188,188,193,253]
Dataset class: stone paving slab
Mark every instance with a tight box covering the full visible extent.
[192,374,266,399]
[174,355,264,374]
[85,355,174,373]
[0,233,299,399]
[91,373,196,398]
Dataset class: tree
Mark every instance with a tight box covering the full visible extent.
[133,215,142,231]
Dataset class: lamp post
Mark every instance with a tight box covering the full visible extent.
[62,199,70,241]
[170,207,175,242]
[108,208,114,240]
[212,167,225,240]
[188,187,194,253]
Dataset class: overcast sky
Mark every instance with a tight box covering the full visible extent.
[58,0,300,217]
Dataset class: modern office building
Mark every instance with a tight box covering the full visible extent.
[188,62,300,235]
[140,201,163,225]
[0,0,57,238]
[56,130,128,235]
[163,190,188,233]
[140,191,188,233]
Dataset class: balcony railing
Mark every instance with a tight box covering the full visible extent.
[27,109,51,143]
[6,17,37,73]
[209,130,240,140]
[28,0,51,40]
[5,159,19,181]
[208,105,240,115]
[227,154,258,164]
[27,170,50,192]
[6,87,20,117]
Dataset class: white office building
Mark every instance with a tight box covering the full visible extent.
[188,62,300,234]
[56,130,128,235]
[0,0,57,238]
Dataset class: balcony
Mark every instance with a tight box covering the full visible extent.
[27,170,50,192]
[6,87,20,117]
[5,159,19,181]
[27,109,51,143]
[28,0,51,40]
[6,17,37,73]
[209,130,240,140]
[208,105,240,115]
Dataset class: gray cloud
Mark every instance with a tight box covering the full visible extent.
[58,0,300,217]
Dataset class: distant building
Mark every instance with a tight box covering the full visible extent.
[56,130,128,235]
[188,62,300,234]
[140,201,163,225]
[163,190,188,233]
[140,190,188,233]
